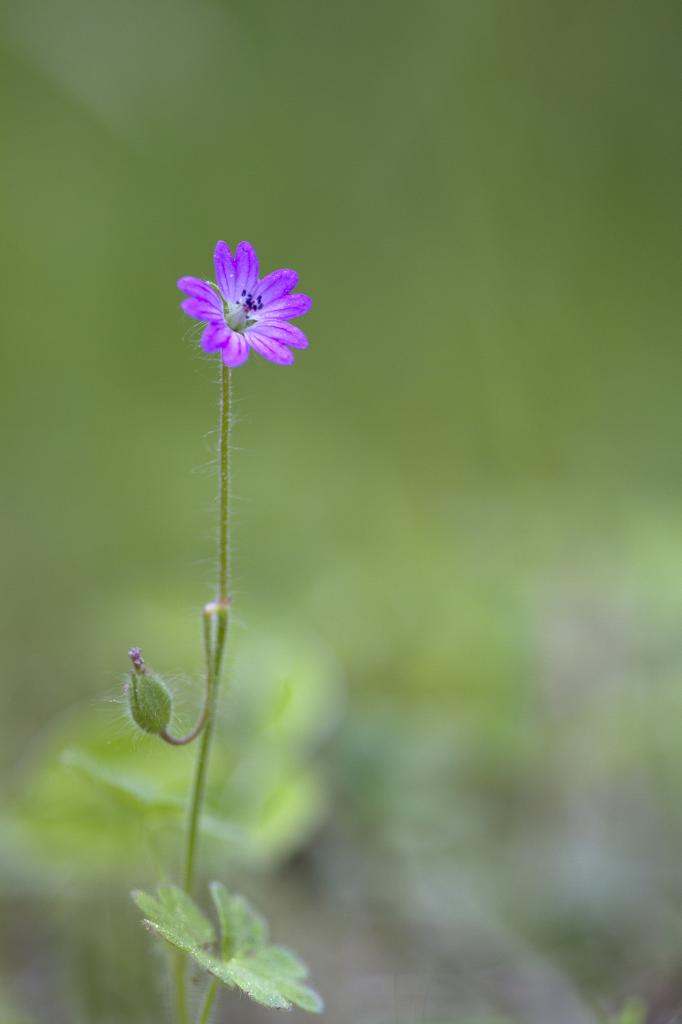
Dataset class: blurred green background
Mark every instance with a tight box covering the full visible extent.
[1,1,681,1022]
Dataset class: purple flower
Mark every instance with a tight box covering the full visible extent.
[177,241,312,366]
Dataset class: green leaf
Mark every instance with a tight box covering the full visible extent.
[200,813,247,846]
[63,750,246,844]
[208,959,292,1009]
[61,749,181,812]
[133,882,323,1013]
[275,977,324,1013]
[209,881,267,958]
[131,885,214,955]
[251,944,310,979]
[206,955,323,1013]
[157,885,215,946]
[206,883,323,1012]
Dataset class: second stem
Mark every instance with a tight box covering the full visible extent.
[184,362,232,895]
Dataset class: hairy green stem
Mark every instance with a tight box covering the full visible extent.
[197,980,219,1024]
[217,364,231,605]
[184,363,232,891]
[162,561,219,748]
[184,608,227,892]
[174,958,189,1024]
[175,364,232,1024]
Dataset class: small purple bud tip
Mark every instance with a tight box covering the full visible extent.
[128,647,145,672]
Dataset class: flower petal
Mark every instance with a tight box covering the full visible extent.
[181,298,224,322]
[222,331,250,366]
[177,277,222,309]
[201,322,231,352]
[246,330,295,365]
[214,241,237,301]
[255,269,298,309]
[256,320,308,349]
[233,242,259,298]
[257,293,312,319]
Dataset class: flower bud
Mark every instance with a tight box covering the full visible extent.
[127,669,172,737]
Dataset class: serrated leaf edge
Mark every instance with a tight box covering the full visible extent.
[132,883,323,1013]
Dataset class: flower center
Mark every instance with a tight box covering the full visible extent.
[224,290,263,334]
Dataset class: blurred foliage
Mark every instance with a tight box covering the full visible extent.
[1,0,681,1022]
[3,631,340,881]
[0,984,32,1024]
